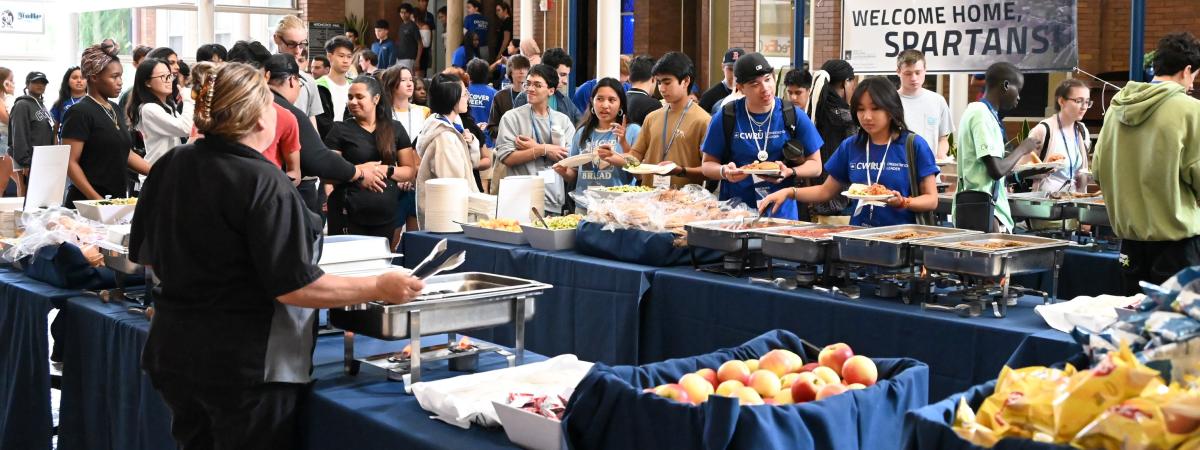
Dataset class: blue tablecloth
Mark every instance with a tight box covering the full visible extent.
[56,295,546,450]
[564,330,929,450]
[1013,248,1123,299]
[402,231,656,365]
[640,268,1081,402]
[0,268,83,450]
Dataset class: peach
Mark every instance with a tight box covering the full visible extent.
[734,386,764,405]
[773,388,795,405]
[747,370,782,397]
[841,355,878,387]
[718,360,751,385]
[759,349,804,376]
[798,362,820,373]
[654,384,691,403]
[816,383,849,400]
[695,368,719,390]
[847,383,867,390]
[812,366,841,385]
[818,343,854,373]
[715,380,745,397]
[679,373,714,404]
[790,372,826,403]
[779,373,802,389]
[744,359,760,372]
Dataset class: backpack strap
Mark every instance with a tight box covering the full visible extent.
[781,98,797,139]
[1036,122,1052,162]
[721,101,737,163]
[904,133,935,226]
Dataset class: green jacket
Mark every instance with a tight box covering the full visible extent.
[1093,81,1200,241]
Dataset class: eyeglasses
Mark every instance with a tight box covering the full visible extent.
[524,81,547,89]
[152,73,175,83]
[1066,97,1093,108]
[281,39,308,50]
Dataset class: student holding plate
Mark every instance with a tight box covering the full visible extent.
[701,52,823,219]
[759,77,940,227]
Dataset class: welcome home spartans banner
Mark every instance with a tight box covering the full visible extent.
[841,0,1078,74]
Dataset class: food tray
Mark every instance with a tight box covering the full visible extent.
[685,218,806,253]
[758,224,862,264]
[461,223,529,245]
[100,246,143,275]
[1073,197,1109,226]
[916,233,1071,278]
[833,225,978,268]
[520,225,576,251]
[73,199,137,225]
[1008,192,1077,221]
[329,272,550,340]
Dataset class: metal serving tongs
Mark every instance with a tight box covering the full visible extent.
[410,239,466,280]
[531,207,550,228]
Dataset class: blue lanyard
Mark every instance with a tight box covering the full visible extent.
[1055,114,1081,181]
[528,107,552,145]
[660,100,692,160]
[436,114,464,134]
[979,99,1007,144]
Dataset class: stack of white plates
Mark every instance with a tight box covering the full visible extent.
[0,198,22,238]
[467,192,497,219]
[424,178,469,232]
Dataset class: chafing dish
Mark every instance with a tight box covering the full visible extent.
[92,230,149,305]
[332,272,551,384]
[916,233,1070,317]
[685,218,806,253]
[1008,192,1078,221]
[758,224,862,264]
[833,225,979,268]
[936,193,954,216]
[1073,197,1110,226]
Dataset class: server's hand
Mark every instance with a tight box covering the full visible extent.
[376,271,426,305]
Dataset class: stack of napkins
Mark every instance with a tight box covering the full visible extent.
[1035,294,1144,333]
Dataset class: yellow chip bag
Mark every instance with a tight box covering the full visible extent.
[1071,397,1168,450]
[974,365,1074,439]
[1051,344,1162,442]
[952,397,1000,448]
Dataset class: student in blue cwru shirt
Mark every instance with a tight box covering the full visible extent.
[700,52,824,220]
[759,77,941,227]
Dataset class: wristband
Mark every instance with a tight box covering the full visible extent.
[719,166,727,180]
[386,166,395,179]
[675,166,686,176]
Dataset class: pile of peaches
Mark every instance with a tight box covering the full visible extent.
[648,343,877,406]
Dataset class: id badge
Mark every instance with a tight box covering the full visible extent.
[539,168,559,185]
[653,174,671,189]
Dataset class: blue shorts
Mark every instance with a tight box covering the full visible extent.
[396,188,417,225]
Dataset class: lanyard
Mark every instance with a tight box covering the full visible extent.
[979,99,1007,144]
[529,107,552,145]
[436,114,464,134]
[660,100,692,160]
[1055,114,1081,181]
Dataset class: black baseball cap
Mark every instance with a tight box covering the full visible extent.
[723,48,745,66]
[26,71,48,84]
[264,54,301,78]
[734,52,773,84]
[375,19,390,29]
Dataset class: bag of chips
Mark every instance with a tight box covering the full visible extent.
[1051,345,1163,442]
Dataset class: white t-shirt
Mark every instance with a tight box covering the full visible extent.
[900,89,954,159]
[394,104,431,146]
[318,76,351,122]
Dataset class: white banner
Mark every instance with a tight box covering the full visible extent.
[841,0,1079,74]
[0,1,45,34]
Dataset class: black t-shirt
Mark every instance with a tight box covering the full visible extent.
[626,88,662,126]
[130,136,324,386]
[397,21,420,60]
[322,119,412,165]
[500,17,513,40]
[274,93,355,182]
[699,81,732,114]
[61,98,133,200]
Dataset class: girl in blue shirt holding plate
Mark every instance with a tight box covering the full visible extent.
[759,77,940,227]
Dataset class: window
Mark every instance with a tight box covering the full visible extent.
[216,0,295,7]
[756,0,792,59]
[155,9,288,56]
[78,9,133,55]
[620,1,634,55]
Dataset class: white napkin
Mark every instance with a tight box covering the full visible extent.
[1034,294,1144,333]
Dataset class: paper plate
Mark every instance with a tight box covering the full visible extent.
[623,163,676,175]
[740,169,782,176]
[841,192,894,201]
[554,154,595,168]
[1016,161,1067,172]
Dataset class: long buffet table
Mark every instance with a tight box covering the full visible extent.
[1,230,1116,449]
[56,295,545,450]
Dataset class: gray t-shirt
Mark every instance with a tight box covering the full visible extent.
[900,89,953,159]
[494,104,576,214]
[295,71,324,118]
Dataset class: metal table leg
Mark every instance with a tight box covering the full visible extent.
[344,331,359,375]
[407,309,422,383]
[513,297,526,366]
[1051,249,1064,304]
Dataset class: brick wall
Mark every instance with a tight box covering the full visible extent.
[302,0,344,24]
[728,0,755,51]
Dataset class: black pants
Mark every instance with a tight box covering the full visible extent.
[151,376,303,450]
[1119,236,1200,295]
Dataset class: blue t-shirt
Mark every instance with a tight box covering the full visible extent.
[370,40,397,69]
[467,83,497,146]
[701,97,823,219]
[464,13,490,43]
[452,47,468,68]
[824,131,939,227]
[51,96,83,138]
[569,125,642,197]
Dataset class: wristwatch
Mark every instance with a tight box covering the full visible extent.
[386,165,395,179]
[675,166,686,177]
